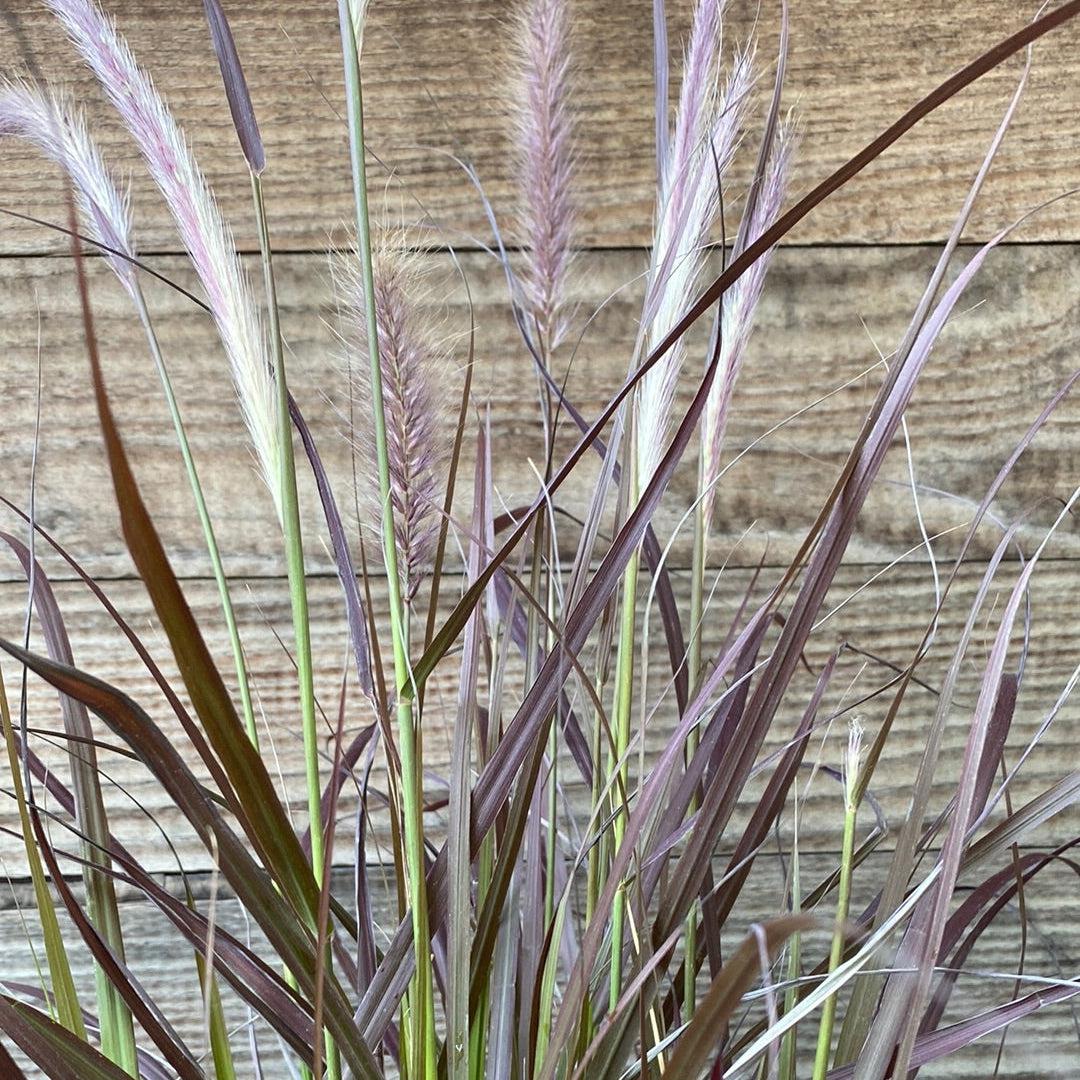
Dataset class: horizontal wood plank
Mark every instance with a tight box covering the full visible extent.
[0,245,1076,583]
[3,855,1078,1078]
[0,1,1079,253]
[0,558,1077,877]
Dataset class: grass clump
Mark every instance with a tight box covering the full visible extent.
[0,1,1079,1078]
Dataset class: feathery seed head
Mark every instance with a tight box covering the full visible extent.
[844,718,865,812]
[635,20,754,488]
[513,0,577,354]
[44,0,282,520]
[700,118,795,524]
[0,80,135,291]
[343,227,446,601]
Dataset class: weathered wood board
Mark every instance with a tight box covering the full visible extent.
[2,855,1077,1079]
[0,1,1078,254]
[0,245,1076,583]
[0,558,1077,878]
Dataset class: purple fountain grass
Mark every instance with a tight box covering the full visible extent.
[513,0,577,355]
[635,18,754,487]
[344,228,445,602]
[0,81,135,292]
[2,3,1080,1078]
[43,0,282,520]
[700,117,795,525]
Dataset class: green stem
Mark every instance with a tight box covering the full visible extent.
[778,801,802,1080]
[607,548,640,1012]
[336,8,435,1075]
[0,670,85,1042]
[251,173,339,1080]
[812,781,859,1080]
[131,286,258,747]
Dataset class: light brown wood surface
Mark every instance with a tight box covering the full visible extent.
[0,245,1076,582]
[0,1,1079,253]
[3,855,1078,1079]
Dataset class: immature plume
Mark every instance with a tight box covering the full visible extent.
[0,81,135,293]
[700,119,795,526]
[44,0,282,520]
[513,0,577,355]
[344,229,445,602]
[635,0,753,487]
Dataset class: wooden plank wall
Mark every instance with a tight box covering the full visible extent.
[1,1,1079,1076]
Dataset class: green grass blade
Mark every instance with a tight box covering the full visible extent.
[130,285,259,747]
[0,669,85,1041]
[0,533,136,1074]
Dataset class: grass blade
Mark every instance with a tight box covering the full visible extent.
[0,995,131,1080]
[662,915,813,1078]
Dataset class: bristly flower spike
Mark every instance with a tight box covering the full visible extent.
[44,0,282,520]
[636,1,754,487]
[700,118,795,525]
[0,80,135,292]
[345,227,445,602]
[513,0,578,355]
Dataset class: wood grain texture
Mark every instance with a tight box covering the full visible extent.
[3,855,1078,1079]
[0,244,1076,583]
[1,557,1077,877]
[0,0,1079,254]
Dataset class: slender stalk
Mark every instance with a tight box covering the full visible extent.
[777,801,803,1080]
[336,7,435,1076]
[0,669,85,1041]
[812,731,862,1080]
[130,286,258,747]
[683,453,708,1020]
[251,172,340,1080]
[607,546,640,1011]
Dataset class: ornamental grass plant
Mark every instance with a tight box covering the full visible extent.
[0,0,1079,1077]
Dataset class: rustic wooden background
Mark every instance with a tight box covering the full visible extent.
[1,1,1079,1076]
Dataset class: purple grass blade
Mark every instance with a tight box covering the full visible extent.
[0,637,382,1080]
[916,843,1080,1058]
[828,985,1080,1079]
[0,533,131,976]
[410,1,1080,700]
[446,424,487,1079]
[860,489,1080,1079]
[289,392,374,698]
[0,983,172,1080]
[0,995,125,1080]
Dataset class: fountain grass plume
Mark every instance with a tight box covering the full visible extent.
[513,0,577,354]
[43,0,282,521]
[635,30,754,486]
[701,116,795,525]
[0,80,135,291]
[344,226,446,603]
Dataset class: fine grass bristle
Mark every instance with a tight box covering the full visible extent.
[342,226,448,603]
[1,1,1079,1078]
[44,0,282,521]
[513,0,578,355]
[0,80,135,290]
